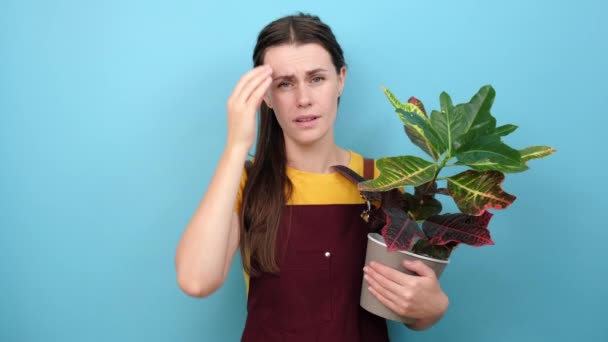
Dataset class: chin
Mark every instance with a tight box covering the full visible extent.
[287,130,331,147]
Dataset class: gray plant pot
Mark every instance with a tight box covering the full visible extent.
[360,233,449,323]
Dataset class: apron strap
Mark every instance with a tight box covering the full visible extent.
[363,158,374,180]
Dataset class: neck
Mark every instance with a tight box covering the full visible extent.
[284,138,350,174]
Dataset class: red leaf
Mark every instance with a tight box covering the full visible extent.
[381,208,425,251]
[422,211,494,247]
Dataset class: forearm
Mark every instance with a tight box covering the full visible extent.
[405,315,441,331]
[175,145,248,296]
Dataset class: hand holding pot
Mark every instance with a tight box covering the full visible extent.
[363,260,449,330]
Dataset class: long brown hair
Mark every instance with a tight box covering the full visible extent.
[239,13,347,276]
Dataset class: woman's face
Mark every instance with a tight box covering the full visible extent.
[262,43,346,147]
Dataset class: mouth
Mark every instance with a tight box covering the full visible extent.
[294,115,321,123]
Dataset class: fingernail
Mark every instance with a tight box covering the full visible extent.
[363,266,369,273]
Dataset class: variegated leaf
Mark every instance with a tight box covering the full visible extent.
[383,87,426,118]
[447,170,516,215]
[520,145,556,162]
[408,96,427,116]
[398,108,444,159]
[403,126,440,160]
[359,156,438,192]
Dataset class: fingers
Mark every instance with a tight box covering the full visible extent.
[248,75,272,108]
[231,65,272,104]
[402,260,436,279]
[364,261,447,322]
[363,268,402,304]
[367,285,407,317]
[364,262,419,318]
[368,261,413,284]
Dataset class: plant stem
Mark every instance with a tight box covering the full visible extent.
[429,151,454,188]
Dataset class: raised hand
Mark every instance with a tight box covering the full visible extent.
[225,65,273,152]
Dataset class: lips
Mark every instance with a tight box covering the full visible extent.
[294,115,320,122]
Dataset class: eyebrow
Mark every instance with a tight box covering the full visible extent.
[273,68,328,81]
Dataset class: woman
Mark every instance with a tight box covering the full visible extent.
[175,13,448,341]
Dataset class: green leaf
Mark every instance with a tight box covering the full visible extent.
[430,106,468,154]
[447,170,516,215]
[429,91,460,152]
[458,124,517,152]
[397,109,444,160]
[383,87,426,118]
[520,145,556,162]
[450,86,498,149]
[492,124,518,137]
[359,156,438,192]
[455,138,523,173]
[430,86,497,152]
[439,92,454,114]
[463,85,497,137]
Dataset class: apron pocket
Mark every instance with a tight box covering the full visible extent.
[277,250,332,331]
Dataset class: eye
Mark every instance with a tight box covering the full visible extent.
[277,81,291,88]
[311,76,325,83]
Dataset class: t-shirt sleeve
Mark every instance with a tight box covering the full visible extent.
[234,166,248,214]
[373,160,380,179]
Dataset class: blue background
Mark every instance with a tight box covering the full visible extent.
[2,0,606,341]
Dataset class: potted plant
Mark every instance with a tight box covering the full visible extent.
[333,85,555,322]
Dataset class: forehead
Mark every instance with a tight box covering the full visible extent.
[263,43,333,75]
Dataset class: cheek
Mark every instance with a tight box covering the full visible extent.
[269,92,293,112]
[269,97,291,125]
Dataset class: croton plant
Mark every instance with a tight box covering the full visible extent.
[334,85,555,260]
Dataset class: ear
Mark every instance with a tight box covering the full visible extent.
[337,66,347,96]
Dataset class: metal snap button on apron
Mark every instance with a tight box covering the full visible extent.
[324,251,331,258]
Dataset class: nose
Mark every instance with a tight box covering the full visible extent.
[296,84,312,108]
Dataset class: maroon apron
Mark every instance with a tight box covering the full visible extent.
[241,163,389,341]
